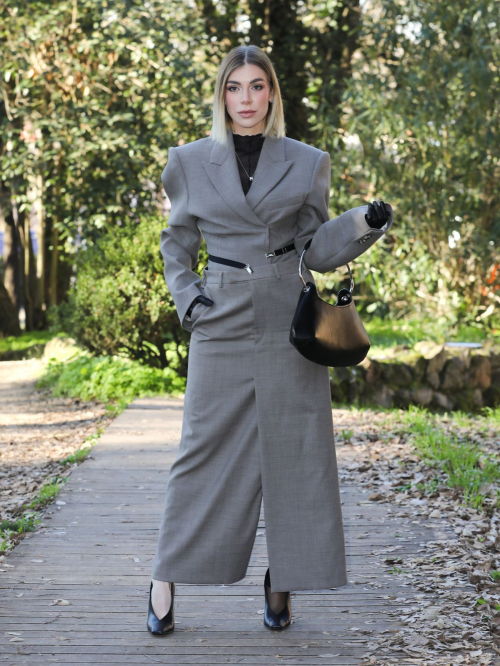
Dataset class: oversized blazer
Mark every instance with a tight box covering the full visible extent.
[160,126,394,331]
[153,126,395,593]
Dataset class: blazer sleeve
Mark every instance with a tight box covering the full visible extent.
[294,151,394,273]
[160,146,204,330]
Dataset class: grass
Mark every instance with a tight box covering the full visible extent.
[26,475,68,510]
[0,424,106,554]
[0,330,57,354]
[340,428,354,444]
[413,428,500,509]
[393,405,500,509]
[363,315,499,350]
[0,476,67,553]
[0,514,42,552]
[37,349,187,411]
[59,429,104,467]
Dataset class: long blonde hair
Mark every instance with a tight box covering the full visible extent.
[209,45,286,146]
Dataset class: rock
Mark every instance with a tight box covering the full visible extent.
[43,336,79,362]
[366,360,383,385]
[432,391,454,410]
[333,366,352,383]
[382,362,414,387]
[394,389,411,407]
[429,509,442,518]
[414,341,445,361]
[440,356,466,390]
[426,346,448,373]
[372,385,394,408]
[469,570,485,584]
[413,356,428,383]
[468,355,491,390]
[411,387,433,405]
[471,388,483,408]
[427,370,440,389]
[454,388,484,411]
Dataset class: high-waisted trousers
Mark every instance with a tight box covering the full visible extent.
[151,254,348,593]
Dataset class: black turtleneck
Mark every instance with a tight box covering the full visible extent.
[232,132,265,195]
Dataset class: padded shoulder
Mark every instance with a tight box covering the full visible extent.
[174,136,212,157]
[283,136,324,159]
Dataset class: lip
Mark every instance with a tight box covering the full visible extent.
[238,110,256,116]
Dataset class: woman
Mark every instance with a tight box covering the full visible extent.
[147,45,393,634]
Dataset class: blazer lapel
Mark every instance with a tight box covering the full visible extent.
[203,127,293,227]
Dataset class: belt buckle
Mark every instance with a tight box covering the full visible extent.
[265,251,275,258]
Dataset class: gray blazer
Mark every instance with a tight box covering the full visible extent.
[160,127,394,330]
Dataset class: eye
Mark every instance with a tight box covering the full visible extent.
[226,84,265,92]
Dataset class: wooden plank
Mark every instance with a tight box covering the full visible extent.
[0,396,456,665]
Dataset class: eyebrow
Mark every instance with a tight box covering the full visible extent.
[226,78,265,84]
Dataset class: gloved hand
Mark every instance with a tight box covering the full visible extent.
[365,199,391,229]
[185,294,214,320]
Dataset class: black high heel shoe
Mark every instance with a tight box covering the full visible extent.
[147,580,175,635]
[263,567,291,629]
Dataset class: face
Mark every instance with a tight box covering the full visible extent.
[224,63,274,135]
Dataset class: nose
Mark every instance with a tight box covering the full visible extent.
[241,87,251,103]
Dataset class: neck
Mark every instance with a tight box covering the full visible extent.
[230,122,264,136]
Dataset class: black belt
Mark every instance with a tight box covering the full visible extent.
[208,242,296,274]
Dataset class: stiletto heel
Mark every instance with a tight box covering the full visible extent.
[263,567,291,629]
[147,580,175,635]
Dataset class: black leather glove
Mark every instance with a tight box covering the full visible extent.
[365,199,391,229]
[185,294,214,320]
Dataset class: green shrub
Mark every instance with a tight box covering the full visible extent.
[48,215,206,373]
[37,351,186,405]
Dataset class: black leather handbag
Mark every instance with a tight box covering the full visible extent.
[289,244,370,367]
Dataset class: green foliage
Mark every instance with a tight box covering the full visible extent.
[361,315,495,350]
[414,427,500,509]
[396,405,500,509]
[482,406,500,426]
[0,514,40,536]
[0,513,41,553]
[0,0,208,246]
[332,0,500,330]
[47,215,196,370]
[2,0,498,342]
[37,351,186,405]
[0,331,55,354]
[59,446,92,465]
[340,428,354,443]
[27,476,68,509]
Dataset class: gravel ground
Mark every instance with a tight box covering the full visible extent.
[333,407,500,664]
[0,359,114,547]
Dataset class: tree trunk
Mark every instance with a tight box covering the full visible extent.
[0,280,21,337]
[3,207,23,322]
[48,220,59,308]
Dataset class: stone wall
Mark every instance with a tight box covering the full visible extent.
[329,341,500,412]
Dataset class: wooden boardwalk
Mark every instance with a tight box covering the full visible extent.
[0,396,452,665]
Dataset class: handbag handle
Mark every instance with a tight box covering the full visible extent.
[298,245,355,293]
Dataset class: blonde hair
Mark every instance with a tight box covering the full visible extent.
[209,45,286,146]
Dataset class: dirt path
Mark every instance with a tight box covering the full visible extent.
[0,359,114,537]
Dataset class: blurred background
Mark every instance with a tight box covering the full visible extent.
[0,0,499,402]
